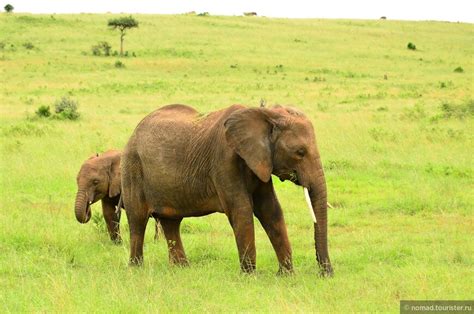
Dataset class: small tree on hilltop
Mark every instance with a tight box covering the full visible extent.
[107,16,138,56]
[4,4,14,13]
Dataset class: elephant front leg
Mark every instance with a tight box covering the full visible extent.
[160,218,188,266]
[102,198,122,244]
[253,180,293,274]
[227,207,256,273]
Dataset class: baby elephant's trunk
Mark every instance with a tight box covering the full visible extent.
[74,190,91,223]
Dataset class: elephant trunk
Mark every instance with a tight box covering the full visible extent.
[74,189,91,223]
[305,157,333,277]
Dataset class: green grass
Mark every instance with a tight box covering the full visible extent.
[1,13,473,312]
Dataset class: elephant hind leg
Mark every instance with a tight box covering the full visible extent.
[160,218,188,266]
[123,177,149,265]
[128,211,148,266]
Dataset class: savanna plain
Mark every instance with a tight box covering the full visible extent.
[0,13,473,312]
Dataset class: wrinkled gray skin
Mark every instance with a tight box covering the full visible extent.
[122,104,332,276]
[74,150,161,243]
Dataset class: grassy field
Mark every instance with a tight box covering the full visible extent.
[0,13,473,312]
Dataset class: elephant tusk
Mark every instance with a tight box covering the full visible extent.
[303,187,317,223]
[115,195,122,215]
[327,202,334,209]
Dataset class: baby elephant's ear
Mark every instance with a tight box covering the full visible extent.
[108,157,121,198]
[224,108,273,182]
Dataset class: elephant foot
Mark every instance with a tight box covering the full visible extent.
[277,267,294,276]
[168,249,188,266]
[169,254,189,267]
[318,264,334,278]
[240,268,257,276]
[129,256,144,267]
[111,235,122,245]
[240,261,256,274]
[171,259,189,267]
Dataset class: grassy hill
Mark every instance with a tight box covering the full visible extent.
[0,13,472,312]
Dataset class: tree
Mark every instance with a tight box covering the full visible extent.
[107,16,138,57]
[4,4,14,13]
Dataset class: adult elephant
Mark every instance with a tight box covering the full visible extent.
[122,104,333,276]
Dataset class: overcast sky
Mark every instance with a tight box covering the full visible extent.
[4,0,473,23]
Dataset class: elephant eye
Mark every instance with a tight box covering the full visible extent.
[92,179,100,185]
[296,148,306,158]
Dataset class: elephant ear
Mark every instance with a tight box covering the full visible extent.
[108,156,121,198]
[224,108,275,183]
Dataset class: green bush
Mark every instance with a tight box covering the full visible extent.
[91,41,112,56]
[440,100,474,119]
[54,97,80,120]
[91,46,101,56]
[453,66,464,73]
[23,42,34,50]
[35,105,51,118]
[114,60,125,68]
[407,42,416,50]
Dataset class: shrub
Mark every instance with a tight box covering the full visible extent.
[0,42,5,50]
[23,42,34,50]
[197,12,209,16]
[91,41,112,56]
[440,102,453,117]
[54,97,80,120]
[35,105,51,118]
[407,42,416,50]
[101,41,112,56]
[453,66,464,73]
[440,100,474,119]
[114,60,125,68]
[91,45,101,56]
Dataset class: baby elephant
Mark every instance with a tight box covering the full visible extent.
[74,150,161,243]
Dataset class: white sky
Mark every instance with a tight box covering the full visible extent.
[3,0,474,23]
